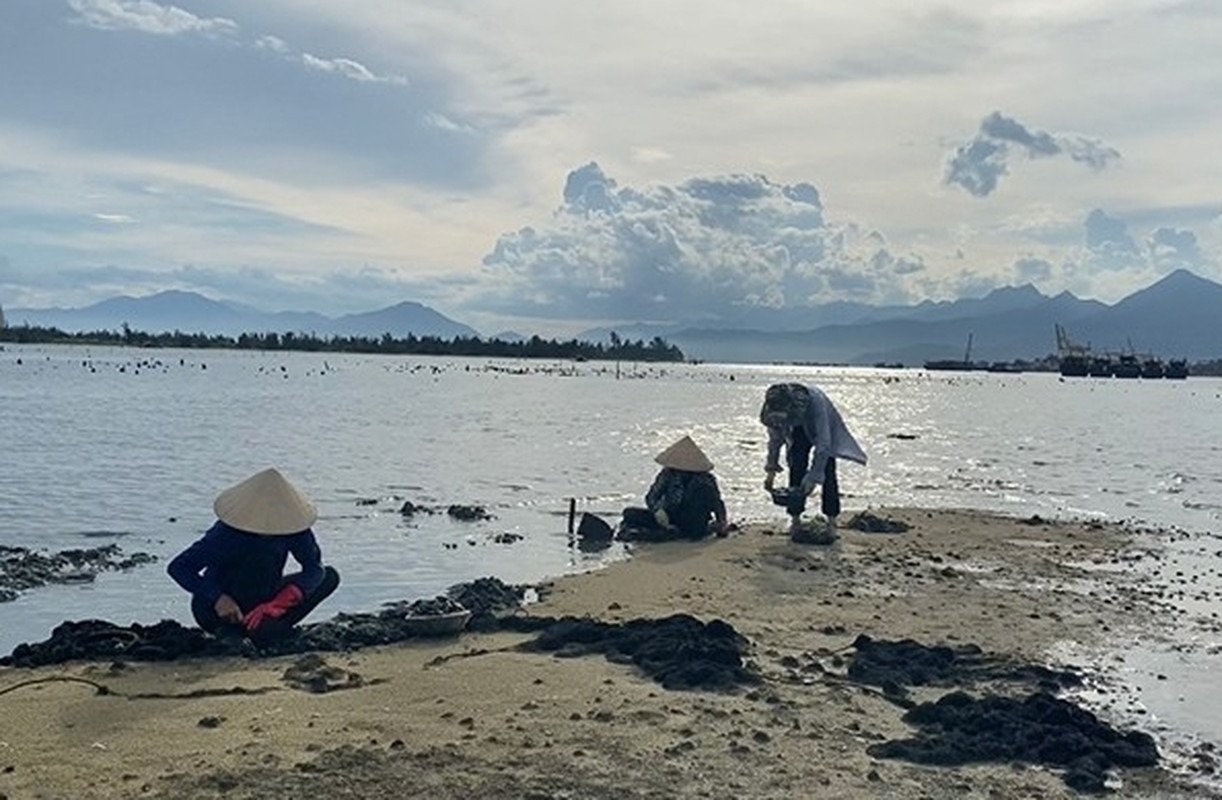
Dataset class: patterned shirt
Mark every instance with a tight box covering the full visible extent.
[645,468,726,537]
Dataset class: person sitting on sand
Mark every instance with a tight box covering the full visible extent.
[167,468,340,641]
[760,383,867,540]
[620,436,729,541]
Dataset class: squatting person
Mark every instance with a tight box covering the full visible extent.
[168,467,340,641]
[620,435,729,541]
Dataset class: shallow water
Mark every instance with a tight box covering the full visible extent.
[2,344,1220,738]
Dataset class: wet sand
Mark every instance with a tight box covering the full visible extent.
[0,508,1215,799]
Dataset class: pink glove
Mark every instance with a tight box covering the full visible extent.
[244,583,305,632]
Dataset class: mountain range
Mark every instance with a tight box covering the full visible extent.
[4,290,477,341]
[4,269,1220,363]
[580,269,1221,364]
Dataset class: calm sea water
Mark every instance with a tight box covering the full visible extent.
[2,343,1221,738]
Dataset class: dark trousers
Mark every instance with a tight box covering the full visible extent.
[619,507,710,541]
[192,566,340,641]
[787,426,840,518]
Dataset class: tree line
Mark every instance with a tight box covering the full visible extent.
[0,323,687,362]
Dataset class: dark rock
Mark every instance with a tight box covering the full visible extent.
[197,716,224,729]
[398,501,434,517]
[447,577,527,624]
[282,654,364,694]
[0,544,156,602]
[517,613,759,691]
[576,513,614,542]
[847,512,911,534]
[868,691,1157,792]
[447,505,494,522]
[791,522,836,545]
[847,635,1080,696]
[390,596,467,616]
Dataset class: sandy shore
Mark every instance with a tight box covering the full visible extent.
[0,508,1214,799]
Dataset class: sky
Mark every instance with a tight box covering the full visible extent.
[1,0,1220,335]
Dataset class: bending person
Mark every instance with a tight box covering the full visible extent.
[759,383,867,539]
[168,467,340,641]
[621,436,728,541]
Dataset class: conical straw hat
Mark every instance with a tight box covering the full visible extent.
[654,436,714,473]
[213,468,318,536]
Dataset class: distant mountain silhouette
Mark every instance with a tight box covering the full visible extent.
[1070,269,1222,359]
[327,301,478,339]
[7,291,478,340]
[593,270,1218,364]
[872,283,1049,324]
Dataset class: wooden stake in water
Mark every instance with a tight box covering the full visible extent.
[567,498,577,534]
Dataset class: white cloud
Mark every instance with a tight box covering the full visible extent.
[67,0,237,37]
[473,163,925,323]
[254,34,290,54]
[91,212,135,223]
[300,52,407,86]
[67,2,409,88]
[423,112,474,134]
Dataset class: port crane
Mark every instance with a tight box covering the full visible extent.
[1054,323,1089,357]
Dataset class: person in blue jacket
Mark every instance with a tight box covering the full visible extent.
[760,383,867,540]
[168,468,340,641]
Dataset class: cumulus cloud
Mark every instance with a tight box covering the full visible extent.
[474,163,924,323]
[1148,226,1202,266]
[945,111,1121,197]
[1056,209,1216,297]
[1056,209,1142,280]
[67,0,236,37]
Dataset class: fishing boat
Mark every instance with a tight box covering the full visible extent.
[1165,359,1190,379]
[1141,358,1165,379]
[1112,353,1141,379]
[1059,354,1089,377]
[1088,356,1114,378]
